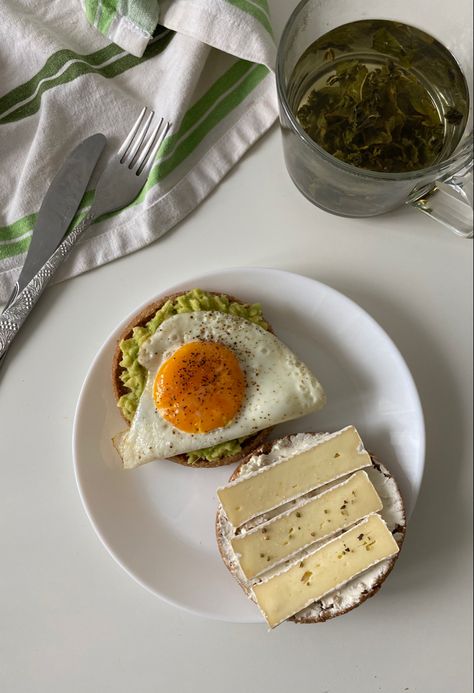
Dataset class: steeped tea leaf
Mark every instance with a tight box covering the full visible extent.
[372,27,406,58]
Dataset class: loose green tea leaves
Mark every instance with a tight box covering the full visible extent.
[297,60,446,172]
[292,20,468,174]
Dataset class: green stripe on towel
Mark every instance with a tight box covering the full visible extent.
[224,0,273,36]
[84,0,100,26]
[0,213,37,243]
[96,0,119,35]
[0,30,172,125]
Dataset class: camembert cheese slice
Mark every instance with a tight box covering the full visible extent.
[217,426,371,527]
[231,470,382,579]
[252,513,399,628]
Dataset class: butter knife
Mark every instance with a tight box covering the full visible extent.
[3,133,107,310]
[0,133,106,372]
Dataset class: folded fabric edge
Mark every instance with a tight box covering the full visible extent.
[84,0,159,58]
[107,14,152,58]
[84,0,275,66]
[160,0,276,70]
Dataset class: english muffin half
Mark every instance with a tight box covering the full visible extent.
[112,289,275,468]
[216,432,406,624]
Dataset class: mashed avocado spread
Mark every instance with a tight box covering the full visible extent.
[118,289,269,464]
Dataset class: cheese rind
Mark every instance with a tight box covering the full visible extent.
[217,426,371,527]
[231,470,383,579]
[252,514,399,628]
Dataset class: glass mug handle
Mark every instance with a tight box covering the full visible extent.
[410,161,473,239]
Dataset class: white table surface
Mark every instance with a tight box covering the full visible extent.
[1,3,473,692]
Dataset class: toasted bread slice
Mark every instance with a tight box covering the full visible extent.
[216,433,406,623]
[112,291,274,468]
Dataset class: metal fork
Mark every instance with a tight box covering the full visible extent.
[88,107,171,220]
[0,108,171,365]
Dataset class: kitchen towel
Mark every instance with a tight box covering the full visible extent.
[0,0,277,302]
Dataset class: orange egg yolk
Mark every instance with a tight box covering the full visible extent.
[153,341,246,434]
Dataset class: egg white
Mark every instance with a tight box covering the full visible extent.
[114,311,326,469]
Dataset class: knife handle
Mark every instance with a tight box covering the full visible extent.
[0,214,94,363]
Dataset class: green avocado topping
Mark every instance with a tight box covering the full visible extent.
[118,288,269,464]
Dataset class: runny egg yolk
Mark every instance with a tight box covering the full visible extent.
[153,341,246,434]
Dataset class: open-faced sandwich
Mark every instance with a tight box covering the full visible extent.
[112,289,326,468]
[216,426,406,628]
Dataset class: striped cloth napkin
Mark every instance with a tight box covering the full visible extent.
[0,0,277,303]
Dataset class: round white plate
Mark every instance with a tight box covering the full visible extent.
[73,267,425,623]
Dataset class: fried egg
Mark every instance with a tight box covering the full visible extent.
[114,311,326,469]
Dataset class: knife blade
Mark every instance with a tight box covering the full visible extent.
[3,133,107,309]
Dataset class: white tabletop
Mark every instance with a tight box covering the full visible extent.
[1,3,473,692]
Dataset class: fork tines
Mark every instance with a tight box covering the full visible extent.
[119,106,171,176]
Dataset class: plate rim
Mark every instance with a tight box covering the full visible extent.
[72,265,425,621]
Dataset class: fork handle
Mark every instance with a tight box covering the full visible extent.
[0,214,94,364]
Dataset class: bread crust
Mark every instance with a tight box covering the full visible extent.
[215,434,406,624]
[112,290,274,468]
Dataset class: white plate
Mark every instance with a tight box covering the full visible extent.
[73,267,425,623]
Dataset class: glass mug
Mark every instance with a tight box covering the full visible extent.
[276,0,473,237]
